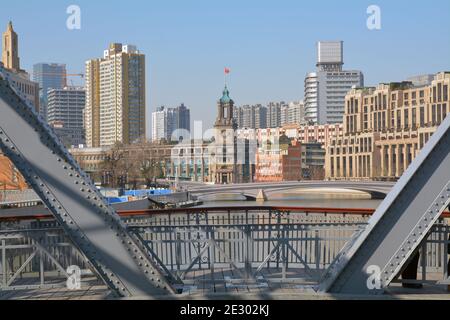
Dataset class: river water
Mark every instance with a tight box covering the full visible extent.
[197,190,382,210]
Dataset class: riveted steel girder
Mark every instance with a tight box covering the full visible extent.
[320,114,450,294]
[0,70,176,297]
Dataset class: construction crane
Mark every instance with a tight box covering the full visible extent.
[33,72,85,87]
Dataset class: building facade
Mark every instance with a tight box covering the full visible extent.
[0,22,39,190]
[304,41,364,125]
[267,101,286,128]
[33,63,67,121]
[70,143,173,186]
[2,21,20,72]
[234,104,267,130]
[255,136,302,182]
[47,87,86,147]
[208,86,255,184]
[151,104,191,142]
[237,123,343,149]
[84,43,146,148]
[326,72,450,180]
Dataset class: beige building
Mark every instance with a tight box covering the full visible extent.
[326,72,450,180]
[0,22,39,112]
[84,43,146,148]
[2,21,20,72]
[0,22,39,190]
[70,143,173,185]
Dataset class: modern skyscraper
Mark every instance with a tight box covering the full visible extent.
[33,63,67,121]
[176,103,191,134]
[47,87,86,147]
[151,104,191,142]
[2,21,20,72]
[84,43,146,147]
[304,41,364,125]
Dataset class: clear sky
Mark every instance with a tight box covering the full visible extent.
[1,0,449,136]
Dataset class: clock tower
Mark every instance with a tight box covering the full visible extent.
[210,86,238,184]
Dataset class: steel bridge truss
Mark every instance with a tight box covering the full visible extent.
[0,69,176,297]
[0,67,450,296]
[0,211,449,293]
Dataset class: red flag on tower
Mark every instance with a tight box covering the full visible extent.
[224,67,230,74]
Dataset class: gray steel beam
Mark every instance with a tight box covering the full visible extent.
[0,70,176,297]
[320,114,450,294]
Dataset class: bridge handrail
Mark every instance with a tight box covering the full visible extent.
[1,206,448,222]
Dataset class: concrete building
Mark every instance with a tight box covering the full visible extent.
[0,22,39,112]
[326,72,450,180]
[0,64,39,112]
[281,101,305,126]
[2,21,20,72]
[237,123,343,149]
[70,143,173,185]
[33,63,67,121]
[151,104,191,142]
[267,102,286,128]
[84,43,146,148]
[0,22,39,191]
[304,41,364,124]
[168,140,210,182]
[47,87,86,147]
[300,142,326,180]
[234,104,267,129]
[255,136,302,182]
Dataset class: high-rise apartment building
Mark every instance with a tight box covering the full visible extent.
[304,41,364,125]
[84,43,146,147]
[267,102,286,128]
[234,104,267,130]
[254,104,267,129]
[326,72,450,180]
[151,104,191,142]
[288,101,305,125]
[33,63,67,121]
[47,87,86,147]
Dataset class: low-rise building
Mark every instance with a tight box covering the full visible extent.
[255,136,302,182]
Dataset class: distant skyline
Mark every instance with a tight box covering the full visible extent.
[1,0,449,137]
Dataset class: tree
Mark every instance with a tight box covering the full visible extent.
[100,142,125,188]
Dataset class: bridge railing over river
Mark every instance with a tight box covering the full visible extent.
[0,207,449,292]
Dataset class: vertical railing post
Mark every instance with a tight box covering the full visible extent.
[315,230,321,274]
[176,233,181,276]
[1,239,6,288]
[39,236,45,286]
[444,226,449,281]
[421,241,427,282]
[210,230,216,282]
[244,224,252,279]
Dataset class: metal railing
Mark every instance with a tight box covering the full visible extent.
[0,207,449,292]
[0,189,41,207]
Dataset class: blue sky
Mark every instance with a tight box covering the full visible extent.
[2,0,450,134]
